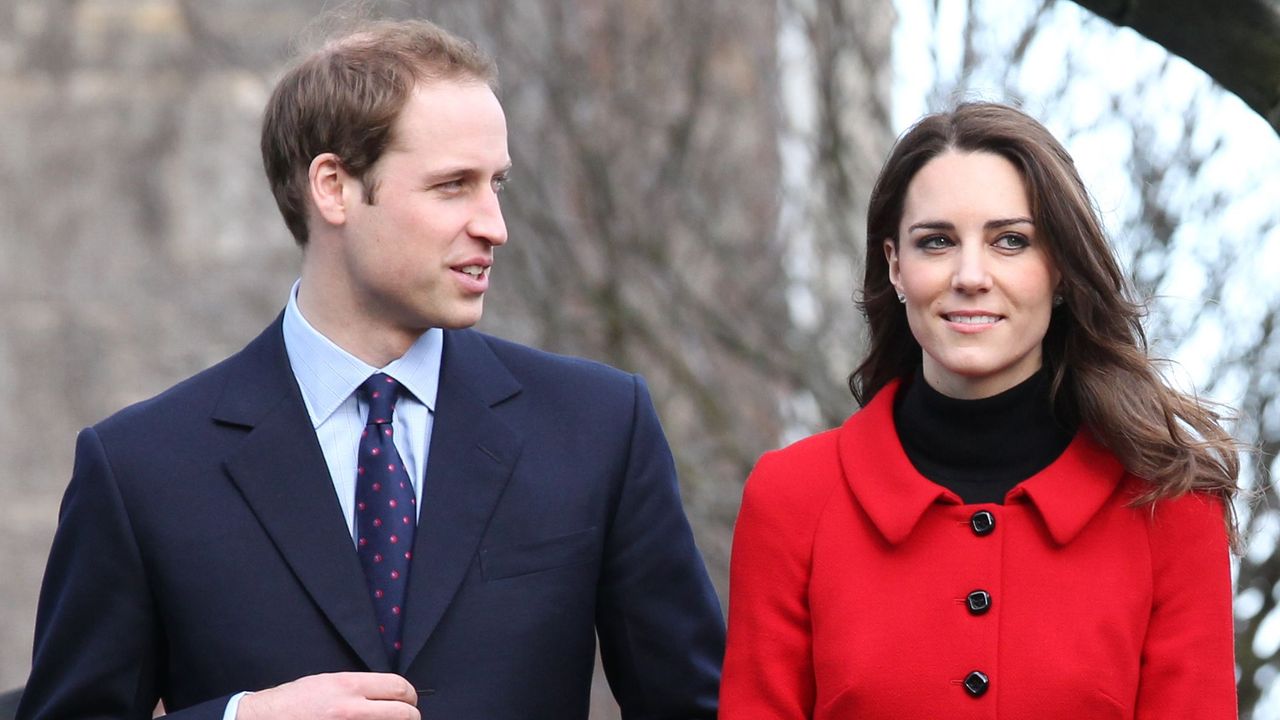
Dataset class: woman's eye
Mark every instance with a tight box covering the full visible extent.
[994,233,1030,249]
[916,235,951,250]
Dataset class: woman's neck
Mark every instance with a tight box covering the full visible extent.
[893,365,1076,504]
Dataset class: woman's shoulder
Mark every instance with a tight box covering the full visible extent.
[1104,472,1231,560]
[744,428,845,508]
[743,389,899,509]
[1140,486,1229,540]
[1111,468,1228,520]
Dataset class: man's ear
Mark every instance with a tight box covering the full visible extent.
[308,153,350,227]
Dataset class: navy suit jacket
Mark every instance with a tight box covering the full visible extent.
[19,319,725,719]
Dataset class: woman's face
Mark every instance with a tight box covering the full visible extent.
[885,150,1060,400]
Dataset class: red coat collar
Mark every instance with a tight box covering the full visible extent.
[837,379,1127,546]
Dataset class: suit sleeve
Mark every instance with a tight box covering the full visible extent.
[18,428,229,720]
[594,376,726,719]
[1135,491,1236,719]
[719,451,819,720]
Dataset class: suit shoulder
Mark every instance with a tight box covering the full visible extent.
[472,331,635,388]
[92,343,246,438]
[96,362,224,432]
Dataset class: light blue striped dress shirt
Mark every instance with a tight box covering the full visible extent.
[280,280,441,533]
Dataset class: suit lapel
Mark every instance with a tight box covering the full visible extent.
[398,329,523,673]
[213,318,391,672]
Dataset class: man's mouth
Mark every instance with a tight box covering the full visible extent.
[457,265,487,279]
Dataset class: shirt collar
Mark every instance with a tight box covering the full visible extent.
[838,378,1125,546]
[281,279,443,427]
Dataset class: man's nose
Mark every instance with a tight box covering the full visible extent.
[469,187,508,246]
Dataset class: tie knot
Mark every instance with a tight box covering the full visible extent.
[361,373,401,425]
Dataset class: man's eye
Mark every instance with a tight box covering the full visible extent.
[491,175,508,193]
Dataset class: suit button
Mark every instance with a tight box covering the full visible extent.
[969,510,995,535]
[963,670,990,697]
[966,589,991,615]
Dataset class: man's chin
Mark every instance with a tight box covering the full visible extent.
[433,304,485,330]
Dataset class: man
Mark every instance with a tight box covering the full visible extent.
[19,18,724,720]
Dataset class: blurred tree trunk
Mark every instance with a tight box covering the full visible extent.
[416,0,895,715]
[418,0,895,589]
[1070,0,1280,134]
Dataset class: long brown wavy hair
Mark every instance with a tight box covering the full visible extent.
[850,102,1240,548]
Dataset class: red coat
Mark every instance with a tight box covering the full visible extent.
[721,380,1235,719]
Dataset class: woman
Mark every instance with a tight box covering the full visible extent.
[720,103,1239,719]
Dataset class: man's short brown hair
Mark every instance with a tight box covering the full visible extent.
[261,18,498,245]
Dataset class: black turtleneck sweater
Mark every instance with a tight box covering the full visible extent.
[893,366,1077,505]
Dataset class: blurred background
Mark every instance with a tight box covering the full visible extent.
[1,0,1277,716]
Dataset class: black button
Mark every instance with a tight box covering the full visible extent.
[963,670,989,697]
[966,590,991,615]
[969,510,995,535]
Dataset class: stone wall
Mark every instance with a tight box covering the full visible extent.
[0,0,333,693]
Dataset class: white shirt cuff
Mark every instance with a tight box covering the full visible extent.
[223,691,251,720]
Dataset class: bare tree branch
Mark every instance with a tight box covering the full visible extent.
[1070,0,1280,134]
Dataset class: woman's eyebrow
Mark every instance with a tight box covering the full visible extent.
[906,217,1034,233]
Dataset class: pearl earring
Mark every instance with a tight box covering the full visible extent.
[1052,294,1064,307]
[896,291,906,304]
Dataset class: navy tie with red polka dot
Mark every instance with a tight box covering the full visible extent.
[355,373,417,665]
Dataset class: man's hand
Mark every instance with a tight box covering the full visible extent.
[237,672,419,720]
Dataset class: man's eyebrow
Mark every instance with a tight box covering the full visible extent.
[906,217,1033,232]
[422,163,513,181]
